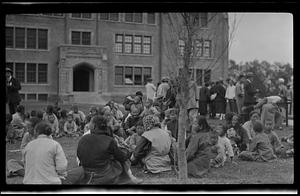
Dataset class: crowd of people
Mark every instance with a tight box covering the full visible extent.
[6,70,293,184]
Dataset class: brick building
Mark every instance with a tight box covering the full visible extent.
[5,13,229,104]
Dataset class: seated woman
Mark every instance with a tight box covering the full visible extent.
[125,119,144,152]
[227,114,250,153]
[11,105,26,140]
[131,115,172,174]
[186,129,219,178]
[7,118,41,177]
[77,115,140,184]
[242,110,260,141]
[69,105,86,131]
[238,121,277,162]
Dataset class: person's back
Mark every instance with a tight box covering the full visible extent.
[251,132,276,161]
[157,82,170,99]
[145,81,156,101]
[23,134,67,184]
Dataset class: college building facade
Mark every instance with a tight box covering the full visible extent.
[5,13,229,104]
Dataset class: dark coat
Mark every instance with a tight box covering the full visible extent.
[199,86,210,102]
[6,77,21,104]
[243,80,256,105]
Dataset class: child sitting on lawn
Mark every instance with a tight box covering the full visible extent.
[58,109,68,136]
[64,113,79,137]
[46,113,60,137]
[210,124,235,168]
[141,99,160,117]
[238,121,277,162]
[264,118,285,156]
[126,119,144,151]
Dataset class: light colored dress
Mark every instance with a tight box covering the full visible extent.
[142,127,172,173]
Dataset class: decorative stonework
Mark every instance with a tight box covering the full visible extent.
[59,45,107,61]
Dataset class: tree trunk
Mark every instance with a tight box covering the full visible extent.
[177,92,189,181]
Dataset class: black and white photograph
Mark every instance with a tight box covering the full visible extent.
[3,2,296,194]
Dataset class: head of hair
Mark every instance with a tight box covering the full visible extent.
[37,111,44,119]
[35,121,53,136]
[205,83,209,87]
[60,109,68,118]
[67,113,73,119]
[27,117,42,135]
[30,110,37,117]
[16,105,25,114]
[97,106,105,115]
[136,118,144,127]
[46,105,54,114]
[215,124,226,137]
[196,115,211,132]
[249,110,260,118]
[24,112,30,119]
[253,121,264,133]
[225,112,235,122]
[91,115,108,133]
[136,91,143,97]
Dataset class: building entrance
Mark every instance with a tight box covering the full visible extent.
[73,64,94,92]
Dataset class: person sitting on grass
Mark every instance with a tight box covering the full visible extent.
[45,113,60,138]
[264,119,286,157]
[64,113,79,137]
[210,124,235,168]
[163,108,178,141]
[58,109,68,137]
[36,110,44,121]
[141,99,160,117]
[186,129,219,178]
[102,105,125,139]
[23,121,68,184]
[30,110,37,119]
[11,105,27,140]
[242,110,260,141]
[7,118,42,178]
[224,112,235,129]
[123,106,142,138]
[281,134,294,158]
[131,115,172,174]
[227,113,250,154]
[69,105,86,132]
[238,121,277,162]
[125,119,144,152]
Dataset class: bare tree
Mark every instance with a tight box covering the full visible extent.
[162,13,238,181]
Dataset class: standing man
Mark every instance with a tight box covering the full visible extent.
[145,78,157,101]
[242,72,257,122]
[198,83,210,117]
[6,67,21,115]
[156,77,170,100]
[235,74,245,115]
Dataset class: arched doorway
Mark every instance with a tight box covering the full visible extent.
[73,63,94,92]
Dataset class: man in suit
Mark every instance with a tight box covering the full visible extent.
[6,67,22,115]
[242,72,258,122]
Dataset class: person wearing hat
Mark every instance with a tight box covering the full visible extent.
[6,67,22,115]
[156,77,170,100]
[145,78,157,102]
[235,74,245,115]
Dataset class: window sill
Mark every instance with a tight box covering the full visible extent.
[21,83,49,86]
[6,48,49,52]
[115,53,153,57]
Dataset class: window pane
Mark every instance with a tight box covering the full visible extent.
[6,27,14,48]
[115,43,123,53]
[124,35,132,53]
[134,35,142,53]
[100,13,109,20]
[38,63,47,83]
[196,69,203,86]
[125,13,133,22]
[27,28,37,49]
[203,40,211,57]
[109,13,119,21]
[134,13,143,23]
[143,45,150,54]
[134,67,142,85]
[38,29,48,49]
[125,35,132,43]
[15,63,25,83]
[147,13,155,24]
[200,13,208,27]
[72,31,81,45]
[115,66,124,85]
[143,36,151,44]
[82,13,92,18]
[143,67,152,84]
[27,63,37,83]
[72,13,81,18]
[116,34,123,42]
[38,94,48,101]
[15,27,25,48]
[27,94,37,101]
[195,40,203,57]
[125,67,133,85]
[82,32,91,45]
[204,69,211,84]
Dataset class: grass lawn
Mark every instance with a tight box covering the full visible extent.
[6,118,294,185]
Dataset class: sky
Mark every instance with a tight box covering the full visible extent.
[228,13,293,66]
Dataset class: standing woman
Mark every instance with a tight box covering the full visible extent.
[214,81,226,120]
[198,83,210,117]
[225,78,237,113]
[6,67,22,115]
[235,74,245,115]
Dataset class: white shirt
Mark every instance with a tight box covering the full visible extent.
[267,96,282,104]
[217,136,234,161]
[225,85,236,100]
[156,82,170,99]
[145,82,157,101]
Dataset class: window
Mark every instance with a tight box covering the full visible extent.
[27,63,37,83]
[41,13,64,17]
[15,27,25,48]
[195,39,203,57]
[179,39,185,56]
[71,13,92,19]
[115,34,152,55]
[204,69,211,84]
[27,28,37,49]
[100,13,109,20]
[15,63,25,83]
[178,68,211,86]
[71,31,91,45]
[27,94,37,101]
[110,13,119,21]
[115,66,124,85]
[125,13,143,23]
[200,13,208,27]
[115,66,152,85]
[203,40,211,57]
[6,27,48,50]
[6,27,14,48]
[147,13,155,24]
[38,94,48,101]
[38,63,48,83]
[196,69,203,86]
[115,34,123,53]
